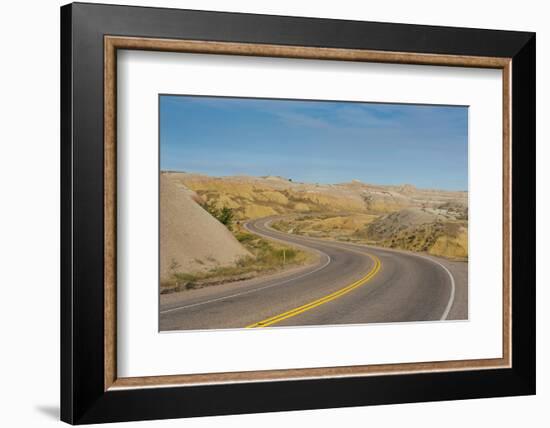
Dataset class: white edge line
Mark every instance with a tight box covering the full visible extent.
[160,223,331,314]
[161,216,455,321]
[160,256,330,313]
[261,218,457,321]
[427,257,456,321]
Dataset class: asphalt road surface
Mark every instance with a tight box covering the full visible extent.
[160,216,468,331]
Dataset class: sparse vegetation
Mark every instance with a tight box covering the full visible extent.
[272,213,378,241]
[161,228,312,294]
[272,209,468,261]
[360,208,467,259]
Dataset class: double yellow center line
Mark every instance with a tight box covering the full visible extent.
[246,254,382,328]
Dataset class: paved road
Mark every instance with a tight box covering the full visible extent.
[160,216,467,331]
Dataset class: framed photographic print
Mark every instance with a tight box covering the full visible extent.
[60,2,536,424]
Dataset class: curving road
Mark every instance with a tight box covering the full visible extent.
[160,216,468,331]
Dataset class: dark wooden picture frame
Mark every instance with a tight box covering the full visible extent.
[61,2,535,424]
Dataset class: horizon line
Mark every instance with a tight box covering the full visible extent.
[160,169,468,193]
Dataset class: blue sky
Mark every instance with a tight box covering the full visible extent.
[160,95,468,190]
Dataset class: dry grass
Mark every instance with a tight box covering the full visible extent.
[161,227,313,293]
[272,210,468,261]
[272,213,378,241]
[166,172,468,223]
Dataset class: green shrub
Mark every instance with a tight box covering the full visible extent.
[201,201,235,230]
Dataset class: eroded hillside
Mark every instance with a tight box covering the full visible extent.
[163,171,468,260]
[160,173,314,290]
[166,172,466,217]
[160,174,251,281]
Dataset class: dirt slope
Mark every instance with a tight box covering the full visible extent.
[364,207,468,259]
[160,174,251,281]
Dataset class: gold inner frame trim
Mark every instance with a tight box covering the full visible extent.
[104,35,512,391]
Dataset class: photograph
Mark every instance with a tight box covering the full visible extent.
[159,95,469,331]
[55,2,536,424]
